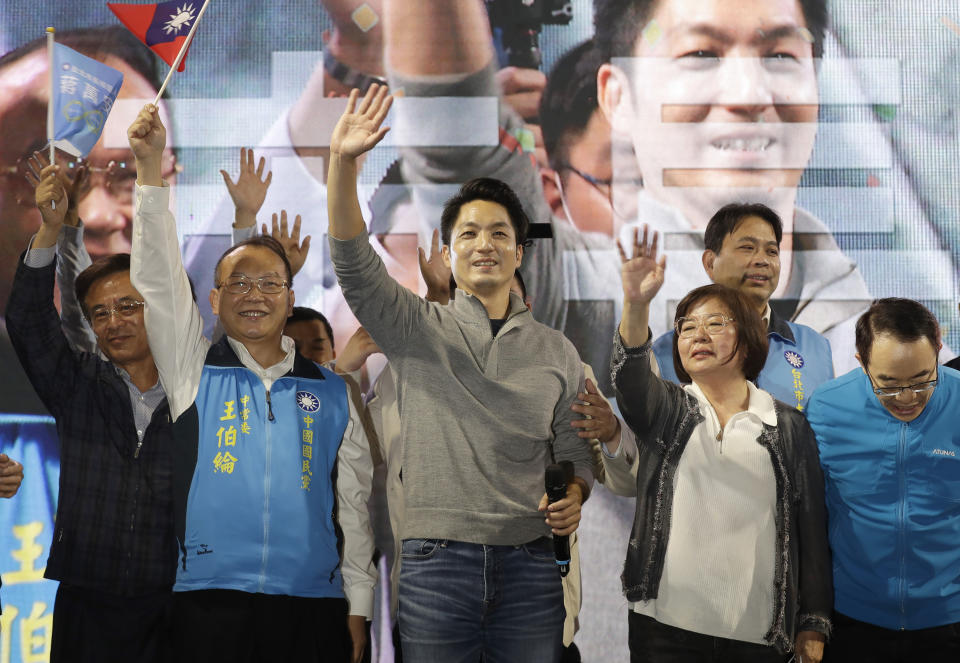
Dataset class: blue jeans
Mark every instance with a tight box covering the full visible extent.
[398,537,565,663]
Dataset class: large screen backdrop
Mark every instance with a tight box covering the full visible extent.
[1,1,959,661]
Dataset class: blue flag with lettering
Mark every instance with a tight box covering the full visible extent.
[51,43,124,158]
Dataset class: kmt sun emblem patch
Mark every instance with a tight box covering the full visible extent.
[784,351,805,369]
[296,391,320,413]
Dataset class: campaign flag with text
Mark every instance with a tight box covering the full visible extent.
[107,1,200,72]
[50,43,124,158]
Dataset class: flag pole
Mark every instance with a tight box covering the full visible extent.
[152,0,212,105]
[46,26,56,209]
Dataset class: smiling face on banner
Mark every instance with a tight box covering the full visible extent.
[601,0,819,227]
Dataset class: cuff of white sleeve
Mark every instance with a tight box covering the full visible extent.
[345,587,374,619]
[135,182,171,212]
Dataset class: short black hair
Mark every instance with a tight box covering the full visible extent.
[703,203,783,254]
[440,177,530,248]
[593,0,828,63]
[0,25,163,94]
[855,298,941,367]
[512,269,528,301]
[75,253,132,318]
[213,235,294,287]
[672,283,768,383]
[286,306,334,349]
[540,39,603,169]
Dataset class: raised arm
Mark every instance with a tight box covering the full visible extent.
[327,85,392,241]
[5,166,83,414]
[22,152,97,353]
[617,225,666,349]
[128,104,209,419]
[328,87,437,355]
[611,226,683,452]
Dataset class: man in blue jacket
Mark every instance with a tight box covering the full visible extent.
[127,104,376,663]
[652,203,834,409]
[807,298,960,660]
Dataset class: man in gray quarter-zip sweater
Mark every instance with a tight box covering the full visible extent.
[327,86,596,663]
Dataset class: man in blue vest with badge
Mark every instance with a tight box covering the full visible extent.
[126,104,376,663]
[651,202,834,409]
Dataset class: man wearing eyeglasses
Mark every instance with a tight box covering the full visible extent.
[5,164,176,663]
[0,26,178,415]
[651,202,834,411]
[807,298,960,661]
[126,104,376,663]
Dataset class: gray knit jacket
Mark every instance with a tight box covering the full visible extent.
[330,231,594,545]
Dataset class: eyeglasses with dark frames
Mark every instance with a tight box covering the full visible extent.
[864,367,938,398]
[218,276,288,295]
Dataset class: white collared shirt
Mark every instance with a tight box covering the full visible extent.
[634,381,778,644]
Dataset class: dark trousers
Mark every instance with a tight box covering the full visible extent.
[171,589,352,663]
[50,583,172,663]
[628,611,788,663]
[824,611,960,663]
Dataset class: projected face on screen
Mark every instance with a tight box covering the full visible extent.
[601,0,819,230]
[0,50,175,313]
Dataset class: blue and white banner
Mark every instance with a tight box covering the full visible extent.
[50,42,124,157]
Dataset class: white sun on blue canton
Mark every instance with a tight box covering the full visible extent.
[784,350,805,369]
[296,391,321,413]
[164,3,196,35]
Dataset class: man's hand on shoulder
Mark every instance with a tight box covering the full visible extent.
[571,378,621,446]
[335,327,381,375]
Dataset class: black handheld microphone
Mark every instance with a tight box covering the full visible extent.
[545,462,571,576]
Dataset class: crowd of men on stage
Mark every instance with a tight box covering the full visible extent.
[1,1,959,662]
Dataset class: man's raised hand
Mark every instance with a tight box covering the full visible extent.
[617,224,666,305]
[223,148,273,228]
[418,228,452,303]
[264,210,311,278]
[127,104,167,186]
[329,84,393,160]
[34,165,68,232]
[25,150,89,228]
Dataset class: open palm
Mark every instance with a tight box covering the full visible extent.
[330,84,393,159]
[618,225,666,304]
[222,147,272,219]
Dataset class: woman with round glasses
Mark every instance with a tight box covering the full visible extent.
[602,226,832,663]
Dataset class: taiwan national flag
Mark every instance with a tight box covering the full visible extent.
[107,1,199,71]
